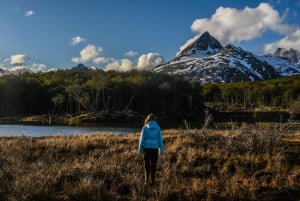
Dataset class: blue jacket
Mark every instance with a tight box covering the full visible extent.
[138,120,164,154]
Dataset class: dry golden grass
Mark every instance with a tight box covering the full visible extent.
[0,126,299,201]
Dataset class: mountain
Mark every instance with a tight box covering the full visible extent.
[256,54,300,76]
[273,48,300,64]
[72,63,97,71]
[154,32,300,83]
[72,63,88,70]
[175,31,223,59]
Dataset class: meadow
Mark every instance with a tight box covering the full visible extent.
[0,124,299,201]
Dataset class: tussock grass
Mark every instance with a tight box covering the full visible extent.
[0,126,299,201]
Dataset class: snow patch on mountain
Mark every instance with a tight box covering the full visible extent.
[256,55,300,76]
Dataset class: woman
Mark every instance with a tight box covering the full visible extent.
[138,113,164,185]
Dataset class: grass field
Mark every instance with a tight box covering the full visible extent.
[0,125,299,201]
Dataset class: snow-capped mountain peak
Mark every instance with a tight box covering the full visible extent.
[154,32,300,83]
[176,31,223,60]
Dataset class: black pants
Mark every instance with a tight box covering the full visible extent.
[144,148,158,184]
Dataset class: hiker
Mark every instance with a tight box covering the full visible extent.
[138,113,164,186]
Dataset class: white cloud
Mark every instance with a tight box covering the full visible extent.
[31,63,46,72]
[24,10,35,16]
[105,59,135,72]
[93,57,111,64]
[192,3,284,43]
[10,54,29,65]
[47,68,58,72]
[137,53,164,70]
[0,54,51,75]
[124,50,138,57]
[72,44,103,63]
[105,60,119,71]
[9,66,31,74]
[179,3,295,54]
[71,43,163,72]
[104,52,164,72]
[71,36,86,46]
[119,59,135,71]
[264,29,300,53]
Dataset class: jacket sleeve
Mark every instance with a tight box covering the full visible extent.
[138,127,145,154]
[158,128,164,154]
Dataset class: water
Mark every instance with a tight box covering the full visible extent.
[0,124,139,137]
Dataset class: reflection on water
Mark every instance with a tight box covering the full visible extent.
[0,124,139,137]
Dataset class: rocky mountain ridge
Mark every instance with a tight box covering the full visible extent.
[274,48,300,64]
[154,31,300,83]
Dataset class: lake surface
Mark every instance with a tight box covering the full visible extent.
[0,124,139,137]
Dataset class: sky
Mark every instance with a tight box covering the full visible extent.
[1,0,300,73]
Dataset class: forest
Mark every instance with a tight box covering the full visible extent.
[0,67,203,122]
[202,75,300,111]
[0,66,299,123]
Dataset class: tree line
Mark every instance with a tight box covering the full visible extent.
[0,67,299,121]
[0,68,203,121]
[202,75,300,112]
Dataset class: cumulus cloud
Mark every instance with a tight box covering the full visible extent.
[137,53,164,70]
[10,54,29,65]
[71,44,104,63]
[93,57,111,64]
[124,50,138,57]
[103,52,164,72]
[0,54,52,76]
[105,59,135,72]
[24,10,35,16]
[9,66,31,74]
[9,61,48,75]
[31,63,46,72]
[179,3,295,54]
[71,36,86,46]
[264,29,300,53]
[47,68,58,72]
[71,42,163,72]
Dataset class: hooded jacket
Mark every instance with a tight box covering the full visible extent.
[138,120,164,154]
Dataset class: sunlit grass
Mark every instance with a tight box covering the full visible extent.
[0,126,299,201]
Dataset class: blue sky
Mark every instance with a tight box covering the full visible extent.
[1,0,300,73]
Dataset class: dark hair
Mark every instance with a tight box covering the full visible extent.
[144,113,156,125]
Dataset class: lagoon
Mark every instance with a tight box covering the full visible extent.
[0,124,139,137]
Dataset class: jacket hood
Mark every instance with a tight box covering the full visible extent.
[146,120,159,129]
